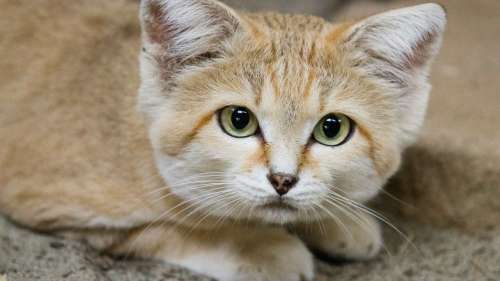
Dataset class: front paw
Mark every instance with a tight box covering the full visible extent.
[235,230,314,281]
[154,226,315,281]
[296,214,382,262]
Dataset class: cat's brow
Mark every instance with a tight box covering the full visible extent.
[176,113,214,155]
[270,67,280,97]
[354,124,379,176]
[254,83,263,106]
[303,71,316,98]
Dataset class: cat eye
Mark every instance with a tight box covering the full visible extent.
[312,113,353,146]
[218,106,259,138]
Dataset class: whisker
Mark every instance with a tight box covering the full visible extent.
[322,196,393,259]
[150,183,229,204]
[306,204,327,236]
[145,171,226,191]
[177,189,237,226]
[178,191,241,240]
[378,188,416,209]
[124,185,230,257]
[194,193,242,236]
[146,176,227,197]
[326,190,419,254]
[311,201,353,242]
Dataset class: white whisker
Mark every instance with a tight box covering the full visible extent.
[326,189,419,254]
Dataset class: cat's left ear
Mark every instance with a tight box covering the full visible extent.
[333,3,447,146]
[140,0,241,64]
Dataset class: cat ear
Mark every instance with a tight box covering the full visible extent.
[339,3,446,87]
[140,0,240,63]
[138,0,242,121]
[336,3,446,146]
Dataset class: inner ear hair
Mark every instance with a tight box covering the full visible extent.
[140,0,240,62]
[337,3,446,87]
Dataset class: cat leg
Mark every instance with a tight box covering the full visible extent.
[115,223,314,281]
[294,211,382,262]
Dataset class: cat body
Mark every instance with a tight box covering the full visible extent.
[0,1,446,280]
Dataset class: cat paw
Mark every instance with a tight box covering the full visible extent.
[297,214,382,262]
[153,226,314,281]
[234,230,314,281]
[236,236,314,281]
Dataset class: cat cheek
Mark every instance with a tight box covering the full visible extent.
[193,123,264,170]
[299,145,333,185]
[302,138,369,186]
[240,145,267,173]
[298,147,321,175]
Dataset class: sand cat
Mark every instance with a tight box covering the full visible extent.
[0,0,446,280]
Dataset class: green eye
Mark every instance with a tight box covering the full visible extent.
[219,106,259,138]
[313,113,353,146]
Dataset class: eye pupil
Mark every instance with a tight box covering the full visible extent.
[313,113,352,146]
[219,105,258,138]
[322,115,341,138]
[231,107,250,130]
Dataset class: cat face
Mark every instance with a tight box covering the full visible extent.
[139,0,445,224]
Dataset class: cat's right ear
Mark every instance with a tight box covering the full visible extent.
[140,0,241,65]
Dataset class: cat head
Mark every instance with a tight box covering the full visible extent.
[138,0,446,224]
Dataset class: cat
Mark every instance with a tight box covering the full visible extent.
[0,0,446,280]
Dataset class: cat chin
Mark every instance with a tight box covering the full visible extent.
[250,207,303,225]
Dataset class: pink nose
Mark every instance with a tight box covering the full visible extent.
[267,173,298,196]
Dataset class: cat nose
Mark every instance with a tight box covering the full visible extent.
[267,172,298,196]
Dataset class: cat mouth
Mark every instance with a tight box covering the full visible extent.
[261,199,298,212]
